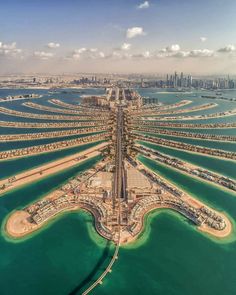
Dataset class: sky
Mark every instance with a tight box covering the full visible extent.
[0,0,236,75]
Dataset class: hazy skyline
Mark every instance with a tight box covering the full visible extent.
[1,0,236,75]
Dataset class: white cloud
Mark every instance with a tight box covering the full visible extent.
[121,43,131,50]
[0,41,22,57]
[133,51,151,59]
[167,44,180,52]
[108,51,133,60]
[200,37,207,42]
[157,47,214,58]
[34,51,54,60]
[143,50,151,58]
[160,44,180,53]
[99,51,105,58]
[110,49,151,60]
[170,49,214,58]
[112,51,122,58]
[71,48,86,60]
[47,42,60,48]
[188,49,214,57]
[71,48,105,60]
[0,42,16,50]
[126,27,146,39]
[137,1,149,9]
[218,44,235,52]
[71,53,81,60]
[171,51,190,58]
[74,48,87,54]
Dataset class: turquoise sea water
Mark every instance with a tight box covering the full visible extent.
[0,131,103,151]
[0,88,236,295]
[0,140,104,180]
[0,155,115,295]
[0,127,81,135]
[161,127,236,136]
[139,132,236,152]
[138,140,236,180]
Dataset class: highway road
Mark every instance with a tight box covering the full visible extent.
[82,105,124,295]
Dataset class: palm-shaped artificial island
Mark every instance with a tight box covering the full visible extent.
[1,88,234,292]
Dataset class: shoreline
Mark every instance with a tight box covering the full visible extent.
[138,139,236,165]
[5,204,233,247]
[135,134,236,162]
[0,136,107,161]
[4,154,233,243]
[136,157,233,239]
[123,208,235,249]
[0,128,108,142]
[135,129,236,143]
[0,142,108,196]
[136,124,236,130]
[154,109,236,121]
[144,102,218,116]
[4,207,79,239]
[137,148,236,193]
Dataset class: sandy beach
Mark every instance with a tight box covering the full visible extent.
[0,142,108,196]
[5,206,80,238]
[141,149,236,193]
[137,159,233,239]
[138,139,236,162]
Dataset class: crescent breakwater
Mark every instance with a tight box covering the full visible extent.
[0,93,41,102]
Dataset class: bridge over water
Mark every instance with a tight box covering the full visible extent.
[82,106,125,294]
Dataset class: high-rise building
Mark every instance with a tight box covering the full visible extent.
[187,75,192,87]
[180,72,184,87]
[174,71,178,88]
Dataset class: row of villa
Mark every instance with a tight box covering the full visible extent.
[0,126,110,142]
[154,108,236,121]
[134,133,236,160]
[23,101,110,116]
[130,120,236,129]
[132,126,236,142]
[0,133,109,160]
[135,145,236,192]
[130,100,191,115]
[0,119,108,129]
[137,102,216,117]
[0,106,108,121]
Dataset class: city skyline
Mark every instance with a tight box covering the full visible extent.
[1,0,236,74]
[1,2,236,295]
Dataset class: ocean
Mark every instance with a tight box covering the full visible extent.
[0,87,236,295]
